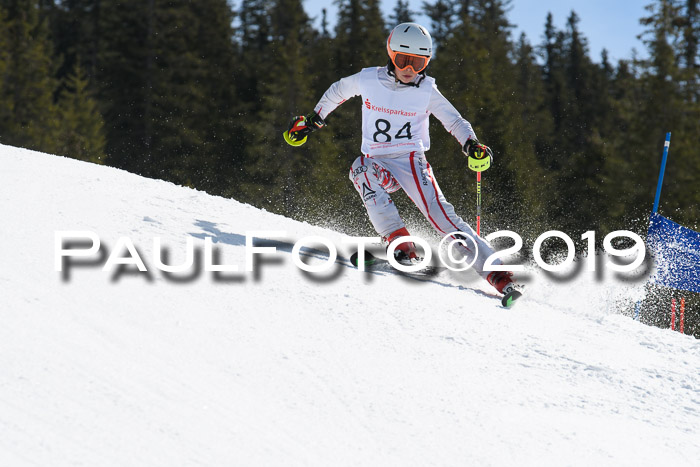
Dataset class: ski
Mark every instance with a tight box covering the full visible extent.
[350,250,523,308]
[349,250,446,277]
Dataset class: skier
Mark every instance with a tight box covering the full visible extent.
[283,22,518,299]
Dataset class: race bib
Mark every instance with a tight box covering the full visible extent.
[358,67,433,156]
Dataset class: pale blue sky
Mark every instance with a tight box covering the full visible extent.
[302,0,650,63]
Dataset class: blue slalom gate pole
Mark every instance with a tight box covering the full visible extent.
[652,132,672,214]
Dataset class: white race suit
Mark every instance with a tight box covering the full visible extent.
[313,66,503,279]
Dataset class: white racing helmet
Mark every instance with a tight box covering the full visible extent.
[386,23,433,73]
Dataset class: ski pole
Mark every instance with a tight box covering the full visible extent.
[476,171,482,236]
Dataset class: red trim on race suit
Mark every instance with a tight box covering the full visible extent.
[427,162,462,233]
[409,152,446,234]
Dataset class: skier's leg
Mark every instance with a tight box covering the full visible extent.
[349,156,404,238]
[388,152,513,289]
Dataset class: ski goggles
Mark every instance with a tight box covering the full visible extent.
[388,50,430,73]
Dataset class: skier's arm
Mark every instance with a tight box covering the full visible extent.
[429,84,492,172]
[428,84,477,147]
[313,71,363,120]
[284,72,362,147]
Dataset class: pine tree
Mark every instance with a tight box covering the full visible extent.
[184,0,240,196]
[541,12,568,166]
[55,60,106,163]
[389,0,414,24]
[511,33,557,237]
[598,57,646,229]
[555,11,610,233]
[514,33,553,163]
[309,9,337,91]
[96,0,151,174]
[422,0,456,49]
[0,0,60,153]
[680,0,700,79]
[632,0,685,221]
[239,0,318,216]
[234,0,272,112]
[95,0,241,193]
[535,11,617,233]
[334,0,386,75]
[47,0,101,83]
[144,0,239,190]
[563,12,593,148]
[639,0,683,125]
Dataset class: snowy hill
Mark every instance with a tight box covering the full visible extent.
[2,144,700,466]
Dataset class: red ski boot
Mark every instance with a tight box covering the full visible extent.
[487,271,517,295]
[383,227,419,265]
[487,271,523,307]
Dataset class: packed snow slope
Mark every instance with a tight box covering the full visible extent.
[2,144,700,466]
